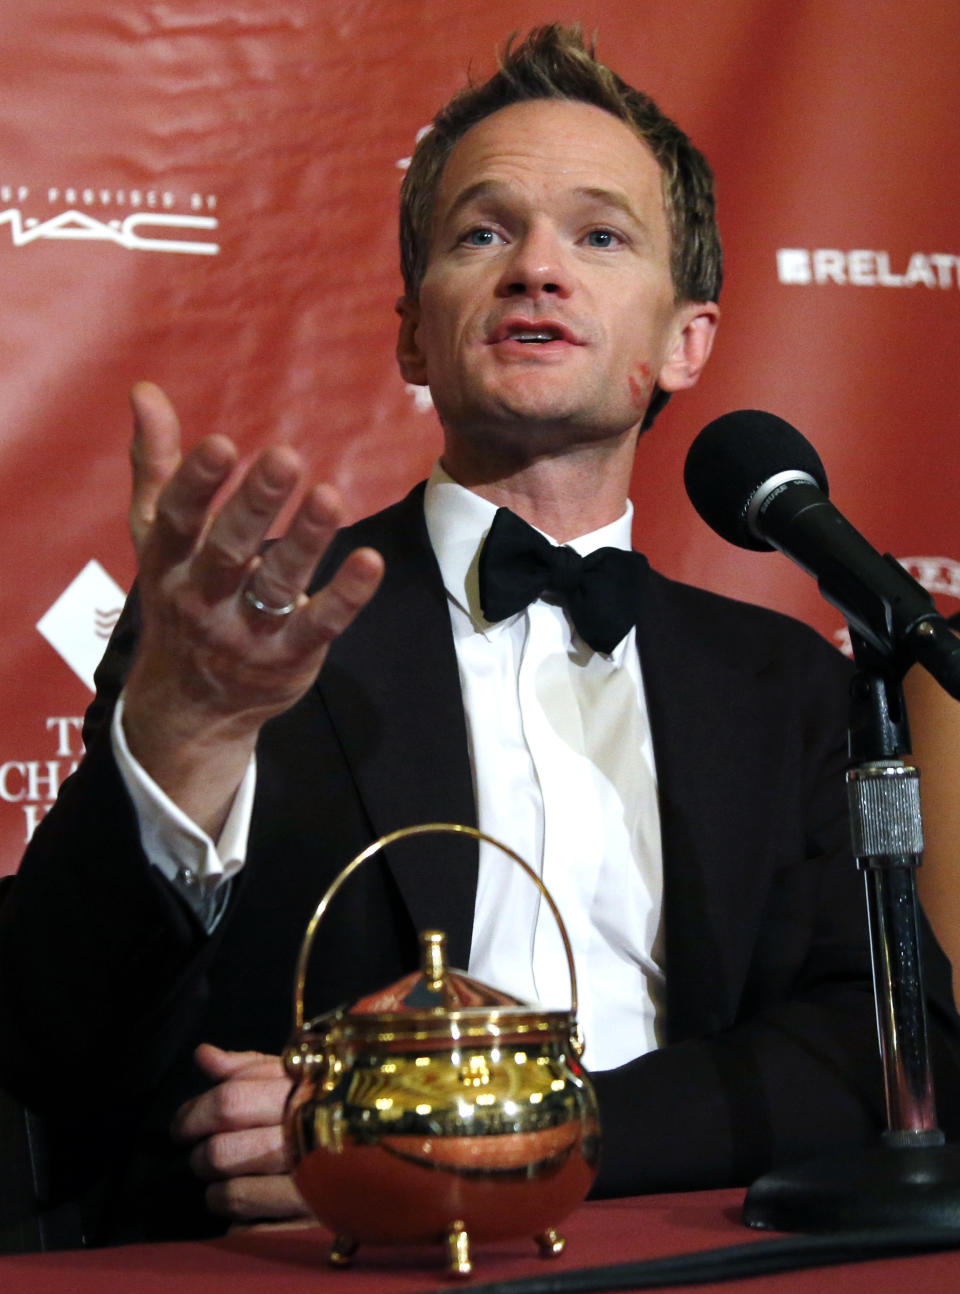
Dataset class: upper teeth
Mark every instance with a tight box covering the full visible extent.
[514,331,555,342]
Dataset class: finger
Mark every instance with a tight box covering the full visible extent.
[244,482,345,613]
[193,1043,284,1083]
[128,382,185,555]
[189,1124,289,1181]
[205,1173,311,1222]
[171,1076,292,1143]
[292,545,385,648]
[145,434,239,571]
[192,446,303,602]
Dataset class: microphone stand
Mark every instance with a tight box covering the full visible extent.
[743,631,960,1231]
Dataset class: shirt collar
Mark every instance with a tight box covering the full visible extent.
[423,461,635,634]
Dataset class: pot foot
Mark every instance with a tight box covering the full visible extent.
[328,1234,359,1266]
[446,1219,472,1276]
[535,1226,566,1257]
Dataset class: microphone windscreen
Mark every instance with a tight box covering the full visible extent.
[683,409,829,551]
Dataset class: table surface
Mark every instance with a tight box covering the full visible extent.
[4,1187,960,1293]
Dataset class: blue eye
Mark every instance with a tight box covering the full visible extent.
[460,227,507,247]
[585,229,618,248]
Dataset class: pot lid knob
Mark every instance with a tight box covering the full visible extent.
[422,929,446,991]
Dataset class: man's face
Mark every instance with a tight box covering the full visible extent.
[399,98,712,462]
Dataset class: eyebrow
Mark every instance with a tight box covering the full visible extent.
[439,180,515,226]
[575,186,646,225]
[439,180,650,235]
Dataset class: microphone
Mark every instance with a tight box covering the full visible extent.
[683,410,960,697]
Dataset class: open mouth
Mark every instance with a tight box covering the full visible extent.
[510,328,564,344]
[488,320,581,346]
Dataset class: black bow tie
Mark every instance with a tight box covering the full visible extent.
[478,507,646,654]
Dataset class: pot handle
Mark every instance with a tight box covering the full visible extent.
[292,821,579,1033]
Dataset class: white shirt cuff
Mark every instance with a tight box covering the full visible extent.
[111,694,255,928]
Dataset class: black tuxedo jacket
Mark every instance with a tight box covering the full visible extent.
[3,483,960,1243]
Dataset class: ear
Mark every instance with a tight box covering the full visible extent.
[657,301,720,393]
[395,296,428,385]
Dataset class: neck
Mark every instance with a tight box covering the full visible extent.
[441,427,638,543]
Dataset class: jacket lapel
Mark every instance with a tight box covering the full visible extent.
[313,486,479,967]
[635,568,793,1041]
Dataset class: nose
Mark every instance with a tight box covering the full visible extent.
[496,223,573,300]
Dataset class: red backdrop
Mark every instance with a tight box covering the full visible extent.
[1,0,957,870]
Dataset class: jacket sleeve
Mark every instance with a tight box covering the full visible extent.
[0,590,221,1114]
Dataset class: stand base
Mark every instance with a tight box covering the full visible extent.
[744,1143,960,1231]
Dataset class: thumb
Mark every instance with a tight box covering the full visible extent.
[128,381,183,556]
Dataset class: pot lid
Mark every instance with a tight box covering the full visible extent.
[350,930,525,1014]
[298,929,579,1049]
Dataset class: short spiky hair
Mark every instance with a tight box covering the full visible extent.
[399,24,722,308]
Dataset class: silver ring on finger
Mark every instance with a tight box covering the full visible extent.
[242,585,298,619]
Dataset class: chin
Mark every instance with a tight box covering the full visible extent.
[483,381,592,426]
[433,377,626,442]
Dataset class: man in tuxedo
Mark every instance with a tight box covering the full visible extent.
[3,25,960,1244]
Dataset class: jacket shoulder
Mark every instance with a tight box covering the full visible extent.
[644,566,852,680]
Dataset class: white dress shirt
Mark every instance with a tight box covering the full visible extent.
[112,700,252,925]
[424,466,665,1069]
[113,465,666,1070]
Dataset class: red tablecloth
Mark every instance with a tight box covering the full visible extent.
[4,1188,960,1293]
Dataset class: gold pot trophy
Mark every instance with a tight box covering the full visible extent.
[282,823,601,1276]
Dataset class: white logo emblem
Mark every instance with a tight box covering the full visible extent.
[777,248,958,289]
[36,561,126,690]
[0,209,219,255]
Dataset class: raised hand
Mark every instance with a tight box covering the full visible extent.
[120,382,384,835]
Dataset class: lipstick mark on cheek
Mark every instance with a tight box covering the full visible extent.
[628,362,654,410]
